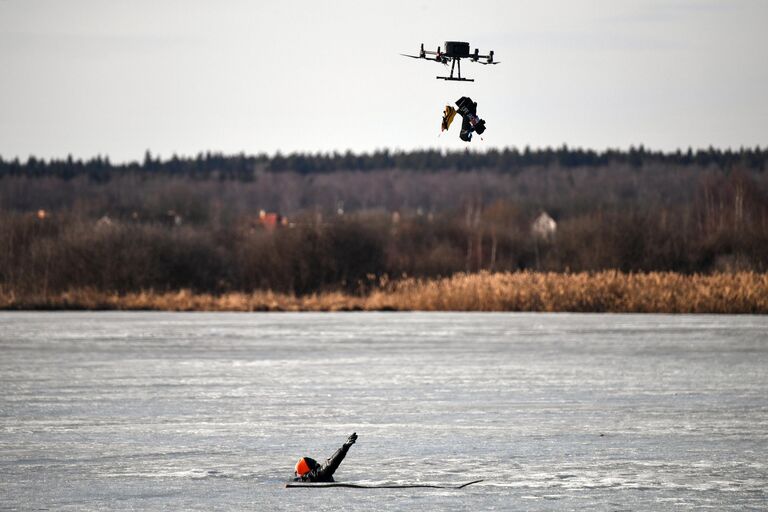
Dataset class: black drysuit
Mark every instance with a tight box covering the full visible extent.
[293,443,352,483]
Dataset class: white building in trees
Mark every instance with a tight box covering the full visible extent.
[531,212,557,241]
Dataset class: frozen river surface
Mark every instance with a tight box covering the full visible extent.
[1,312,767,510]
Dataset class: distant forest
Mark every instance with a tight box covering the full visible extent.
[2,145,767,179]
[1,147,767,296]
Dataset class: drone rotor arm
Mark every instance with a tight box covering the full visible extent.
[402,53,449,65]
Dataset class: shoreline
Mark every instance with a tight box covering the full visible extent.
[2,271,767,314]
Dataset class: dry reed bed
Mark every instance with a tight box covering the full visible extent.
[1,272,767,313]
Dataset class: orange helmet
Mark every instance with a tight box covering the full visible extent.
[295,457,317,477]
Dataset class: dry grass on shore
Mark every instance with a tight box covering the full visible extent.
[1,271,767,314]
[371,271,768,313]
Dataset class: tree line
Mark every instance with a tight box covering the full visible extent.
[1,146,766,180]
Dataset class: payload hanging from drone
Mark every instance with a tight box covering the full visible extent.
[402,41,498,143]
[442,97,486,142]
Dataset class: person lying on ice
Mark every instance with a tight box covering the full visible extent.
[293,433,357,482]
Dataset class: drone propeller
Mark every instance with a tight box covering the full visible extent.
[402,53,448,65]
[477,61,501,65]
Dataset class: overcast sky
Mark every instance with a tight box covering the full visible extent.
[1,0,766,162]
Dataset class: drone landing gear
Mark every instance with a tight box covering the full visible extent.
[437,76,475,82]
[436,57,475,82]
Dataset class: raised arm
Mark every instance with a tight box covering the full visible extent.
[314,433,357,481]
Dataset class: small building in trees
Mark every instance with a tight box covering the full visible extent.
[531,212,557,241]
[258,210,287,231]
[166,210,183,226]
[96,215,113,228]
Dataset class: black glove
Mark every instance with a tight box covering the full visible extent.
[344,432,357,448]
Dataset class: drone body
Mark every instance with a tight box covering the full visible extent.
[401,41,499,82]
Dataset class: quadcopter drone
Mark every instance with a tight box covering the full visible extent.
[401,41,499,82]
